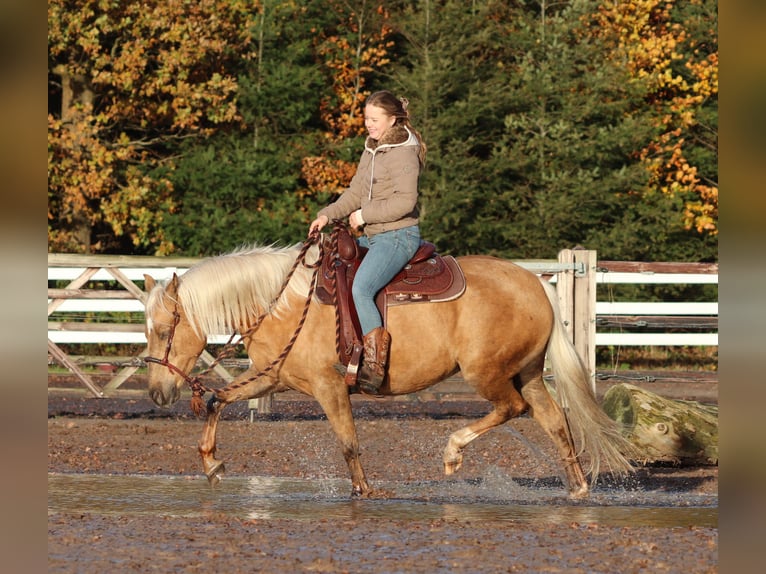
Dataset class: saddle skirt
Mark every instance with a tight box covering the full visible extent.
[314,225,466,367]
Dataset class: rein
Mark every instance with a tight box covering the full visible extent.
[145,234,323,417]
[326,223,345,361]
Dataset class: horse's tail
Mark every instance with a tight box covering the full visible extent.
[539,279,635,480]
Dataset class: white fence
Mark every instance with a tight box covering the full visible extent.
[594,261,718,347]
[48,252,718,398]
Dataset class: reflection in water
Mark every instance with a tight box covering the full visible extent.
[47,473,717,528]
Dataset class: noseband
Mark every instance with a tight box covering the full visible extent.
[144,235,323,416]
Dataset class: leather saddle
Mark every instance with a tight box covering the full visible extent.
[314,223,465,381]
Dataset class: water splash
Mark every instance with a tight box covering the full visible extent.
[48,472,716,527]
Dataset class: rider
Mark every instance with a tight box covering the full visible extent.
[308,90,427,395]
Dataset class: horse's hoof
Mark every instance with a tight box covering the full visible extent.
[351,488,373,498]
[351,482,372,498]
[443,445,463,476]
[443,457,462,476]
[568,483,589,500]
[206,396,222,413]
[206,462,225,486]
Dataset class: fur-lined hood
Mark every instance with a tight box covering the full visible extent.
[364,124,418,154]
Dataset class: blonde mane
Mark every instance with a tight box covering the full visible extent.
[146,242,318,338]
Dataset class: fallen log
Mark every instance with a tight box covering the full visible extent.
[601,383,718,465]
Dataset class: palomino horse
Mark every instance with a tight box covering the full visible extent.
[143,239,634,499]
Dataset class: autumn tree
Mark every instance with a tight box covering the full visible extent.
[48,0,256,254]
[48,0,717,263]
[385,0,715,262]
[591,0,718,237]
[300,1,394,199]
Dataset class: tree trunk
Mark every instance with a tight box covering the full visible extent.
[601,383,718,465]
[53,64,95,253]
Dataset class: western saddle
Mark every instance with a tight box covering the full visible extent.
[314,223,465,385]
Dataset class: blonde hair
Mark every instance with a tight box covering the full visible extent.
[366,90,427,166]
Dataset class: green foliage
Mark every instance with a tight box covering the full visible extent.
[395,1,662,259]
[157,1,333,255]
[160,133,321,255]
[236,2,327,136]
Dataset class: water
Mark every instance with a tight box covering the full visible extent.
[48,473,717,527]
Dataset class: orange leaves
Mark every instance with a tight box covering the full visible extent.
[687,53,718,101]
[593,0,717,236]
[684,184,718,234]
[314,2,393,140]
[593,0,687,93]
[48,107,123,253]
[81,1,249,132]
[48,0,256,253]
[100,168,178,255]
[48,109,117,209]
[301,156,357,195]
[298,2,393,201]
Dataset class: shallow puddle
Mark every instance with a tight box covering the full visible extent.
[48,473,717,527]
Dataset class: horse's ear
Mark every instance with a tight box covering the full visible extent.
[143,274,156,293]
[166,273,180,297]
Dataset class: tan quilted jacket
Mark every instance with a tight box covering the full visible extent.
[317,125,421,237]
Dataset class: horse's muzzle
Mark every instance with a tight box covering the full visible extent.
[149,385,180,408]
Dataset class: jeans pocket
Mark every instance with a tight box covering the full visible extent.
[405,227,421,255]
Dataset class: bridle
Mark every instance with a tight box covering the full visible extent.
[144,233,324,417]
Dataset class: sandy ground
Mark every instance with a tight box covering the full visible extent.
[48,389,717,573]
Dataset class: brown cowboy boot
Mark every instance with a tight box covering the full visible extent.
[357,327,391,395]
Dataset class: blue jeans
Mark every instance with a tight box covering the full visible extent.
[353,225,421,335]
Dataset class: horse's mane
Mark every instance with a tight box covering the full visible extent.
[147,242,318,338]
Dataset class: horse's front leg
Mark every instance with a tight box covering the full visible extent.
[199,396,226,485]
[312,380,371,497]
[198,373,280,486]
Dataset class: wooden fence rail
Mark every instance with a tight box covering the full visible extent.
[48,251,717,405]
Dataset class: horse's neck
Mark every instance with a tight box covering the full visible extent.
[240,287,302,329]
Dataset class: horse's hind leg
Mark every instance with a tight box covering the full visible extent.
[443,388,528,475]
[520,372,589,499]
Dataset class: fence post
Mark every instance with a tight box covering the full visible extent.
[248,396,273,417]
[557,248,597,393]
[556,250,575,342]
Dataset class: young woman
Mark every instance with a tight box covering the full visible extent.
[308,90,427,394]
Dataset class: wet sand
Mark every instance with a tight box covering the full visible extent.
[48,393,717,573]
